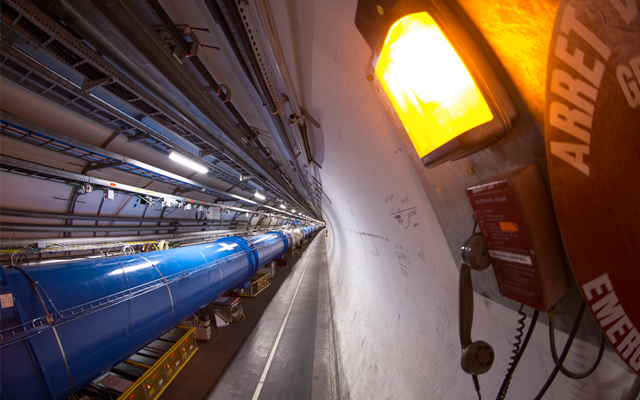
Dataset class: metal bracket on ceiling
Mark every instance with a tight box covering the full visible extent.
[84,160,125,172]
[270,94,290,115]
[127,133,151,142]
[301,107,321,128]
[199,148,220,157]
[172,188,192,195]
[81,77,112,93]
[174,25,221,57]
[217,84,231,102]
[202,84,231,103]
[175,25,210,35]
[288,115,301,126]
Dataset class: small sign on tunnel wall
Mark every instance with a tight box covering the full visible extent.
[545,0,640,375]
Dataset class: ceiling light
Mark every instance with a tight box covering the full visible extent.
[254,191,266,200]
[356,3,516,168]
[168,151,208,173]
[228,206,252,213]
[280,204,286,209]
[291,209,295,213]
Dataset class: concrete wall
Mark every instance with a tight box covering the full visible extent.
[272,0,639,398]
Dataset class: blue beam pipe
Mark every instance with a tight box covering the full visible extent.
[0,227,319,400]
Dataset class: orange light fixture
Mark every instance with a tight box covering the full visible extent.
[356,1,517,167]
[375,12,493,158]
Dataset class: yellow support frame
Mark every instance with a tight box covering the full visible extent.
[117,326,198,400]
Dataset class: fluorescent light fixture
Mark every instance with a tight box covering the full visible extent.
[168,151,208,173]
[228,206,252,213]
[254,191,266,200]
[229,193,257,204]
[280,204,287,209]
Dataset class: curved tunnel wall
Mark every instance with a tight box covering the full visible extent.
[0,226,322,400]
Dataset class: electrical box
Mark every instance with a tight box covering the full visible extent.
[466,164,568,311]
[206,207,219,220]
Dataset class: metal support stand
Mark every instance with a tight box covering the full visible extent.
[257,261,276,278]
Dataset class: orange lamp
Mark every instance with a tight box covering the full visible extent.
[356,1,517,167]
[376,12,494,158]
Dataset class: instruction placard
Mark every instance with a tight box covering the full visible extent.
[467,181,544,310]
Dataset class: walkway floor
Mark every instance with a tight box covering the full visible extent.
[160,231,336,400]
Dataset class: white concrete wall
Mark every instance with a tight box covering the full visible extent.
[272,0,640,398]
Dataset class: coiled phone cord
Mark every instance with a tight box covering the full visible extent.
[499,304,527,397]
[496,306,539,400]
[466,216,540,400]
[512,306,527,365]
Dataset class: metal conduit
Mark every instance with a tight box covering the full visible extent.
[0,208,199,224]
[0,222,248,233]
[142,0,314,212]
[204,0,313,199]
[0,226,322,400]
[0,208,247,225]
[0,228,248,248]
[65,0,307,211]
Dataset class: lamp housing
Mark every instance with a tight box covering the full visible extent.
[356,0,517,168]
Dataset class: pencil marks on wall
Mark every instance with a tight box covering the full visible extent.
[395,249,411,277]
[385,193,419,229]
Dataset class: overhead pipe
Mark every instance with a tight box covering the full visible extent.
[5,253,133,268]
[35,0,306,212]
[203,0,315,205]
[94,0,309,210]
[0,9,254,189]
[250,0,321,173]
[247,0,324,216]
[0,226,323,400]
[6,228,298,267]
[0,207,241,223]
[0,222,248,233]
[0,228,252,248]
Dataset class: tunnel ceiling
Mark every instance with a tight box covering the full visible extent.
[0,0,323,227]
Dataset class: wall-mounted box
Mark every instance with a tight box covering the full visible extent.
[466,164,568,310]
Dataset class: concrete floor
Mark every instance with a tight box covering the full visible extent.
[160,232,337,400]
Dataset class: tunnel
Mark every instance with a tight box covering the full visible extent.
[0,0,638,399]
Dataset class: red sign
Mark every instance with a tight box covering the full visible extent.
[545,0,640,374]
